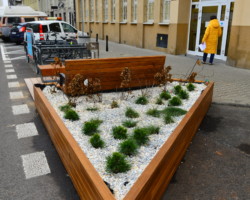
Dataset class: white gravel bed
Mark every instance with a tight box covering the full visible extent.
[43,82,206,200]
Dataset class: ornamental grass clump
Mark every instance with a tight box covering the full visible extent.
[111,100,119,108]
[112,126,128,140]
[144,125,160,135]
[135,96,148,105]
[186,83,195,91]
[133,128,150,146]
[64,109,80,121]
[146,108,161,118]
[82,119,103,136]
[174,85,182,95]
[155,97,164,105]
[164,114,175,124]
[169,96,182,106]
[119,139,138,156]
[178,90,189,100]
[106,152,131,173]
[59,104,72,112]
[122,120,137,128]
[90,133,105,148]
[125,107,139,118]
[160,90,171,100]
[162,107,187,117]
[86,107,99,111]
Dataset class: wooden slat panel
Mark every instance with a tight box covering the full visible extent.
[34,87,115,200]
[38,64,66,76]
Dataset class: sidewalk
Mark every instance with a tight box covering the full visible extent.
[96,39,250,106]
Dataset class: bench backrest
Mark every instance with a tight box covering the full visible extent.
[64,56,166,92]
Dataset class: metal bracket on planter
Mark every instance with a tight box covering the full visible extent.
[59,73,65,86]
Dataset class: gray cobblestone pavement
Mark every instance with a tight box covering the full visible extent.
[97,40,250,106]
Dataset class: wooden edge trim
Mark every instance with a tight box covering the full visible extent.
[34,86,115,200]
[124,82,214,199]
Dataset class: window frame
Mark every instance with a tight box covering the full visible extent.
[131,0,138,23]
[161,0,170,24]
[121,0,128,23]
[111,0,116,22]
[145,0,154,23]
[90,0,94,22]
[103,0,109,22]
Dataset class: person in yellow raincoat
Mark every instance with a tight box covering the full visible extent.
[202,15,222,65]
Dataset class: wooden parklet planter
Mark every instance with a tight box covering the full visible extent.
[34,82,214,200]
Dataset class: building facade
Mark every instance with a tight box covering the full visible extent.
[38,0,76,26]
[23,0,39,10]
[75,0,250,69]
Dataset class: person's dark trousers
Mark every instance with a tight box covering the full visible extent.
[203,53,215,64]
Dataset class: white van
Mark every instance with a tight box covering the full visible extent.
[0,6,47,41]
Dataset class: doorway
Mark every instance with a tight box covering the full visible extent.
[188,1,234,61]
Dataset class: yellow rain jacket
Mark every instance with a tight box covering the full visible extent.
[202,19,222,54]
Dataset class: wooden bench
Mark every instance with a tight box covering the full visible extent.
[62,56,166,93]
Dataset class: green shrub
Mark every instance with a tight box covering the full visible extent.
[64,109,80,121]
[86,107,99,111]
[135,96,148,105]
[125,107,139,118]
[133,128,149,146]
[119,139,138,156]
[155,98,164,105]
[122,120,137,128]
[90,133,105,148]
[106,152,131,173]
[160,91,171,100]
[111,100,119,108]
[186,83,195,91]
[146,108,161,118]
[174,85,182,94]
[82,119,103,136]
[112,126,128,140]
[169,96,182,106]
[59,104,72,112]
[144,125,160,135]
[164,115,175,124]
[161,107,187,117]
[178,90,189,99]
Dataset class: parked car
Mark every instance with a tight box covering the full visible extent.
[10,23,27,44]
[0,6,46,42]
[25,19,89,44]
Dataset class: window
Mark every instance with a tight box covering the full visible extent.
[103,0,108,22]
[62,23,76,33]
[90,0,94,21]
[49,23,61,32]
[7,17,21,24]
[145,0,154,23]
[131,0,137,23]
[111,0,116,22]
[24,18,35,22]
[95,0,99,21]
[161,0,170,23]
[121,0,127,22]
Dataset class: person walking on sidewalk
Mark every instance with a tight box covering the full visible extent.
[202,15,222,65]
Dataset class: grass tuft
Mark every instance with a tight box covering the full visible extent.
[82,119,103,136]
[106,152,131,173]
[90,133,105,148]
[125,107,139,118]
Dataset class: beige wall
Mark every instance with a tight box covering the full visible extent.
[227,0,250,69]
[23,0,39,11]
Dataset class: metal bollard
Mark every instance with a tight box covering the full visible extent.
[106,35,109,52]
[91,51,96,59]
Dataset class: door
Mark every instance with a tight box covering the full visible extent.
[188,1,234,61]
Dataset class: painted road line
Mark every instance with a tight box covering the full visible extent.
[4,64,13,68]
[10,91,24,100]
[0,45,9,61]
[8,81,20,88]
[21,151,51,179]
[12,104,30,115]
[4,60,11,64]
[9,56,26,61]
[5,69,15,73]
[4,50,24,54]
[7,75,17,79]
[16,122,39,139]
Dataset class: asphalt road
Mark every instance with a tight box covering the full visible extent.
[0,41,249,200]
